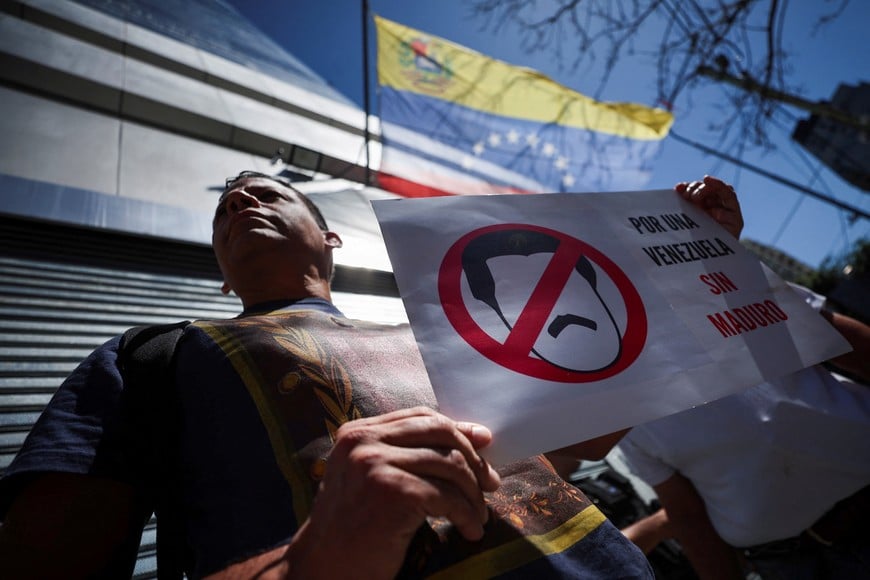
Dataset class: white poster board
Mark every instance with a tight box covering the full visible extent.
[372,190,851,465]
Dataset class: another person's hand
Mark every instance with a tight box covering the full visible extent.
[290,406,501,579]
[675,175,744,239]
[621,508,673,555]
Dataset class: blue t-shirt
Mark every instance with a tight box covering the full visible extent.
[1,299,651,578]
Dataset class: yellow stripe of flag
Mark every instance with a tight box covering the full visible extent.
[427,504,608,579]
[375,15,673,141]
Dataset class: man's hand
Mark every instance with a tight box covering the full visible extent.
[821,309,870,382]
[285,407,500,579]
[621,508,673,555]
[675,176,744,239]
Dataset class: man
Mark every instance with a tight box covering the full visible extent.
[0,171,653,579]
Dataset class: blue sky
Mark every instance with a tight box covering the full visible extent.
[228,0,869,270]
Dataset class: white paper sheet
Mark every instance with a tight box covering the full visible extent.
[372,190,851,465]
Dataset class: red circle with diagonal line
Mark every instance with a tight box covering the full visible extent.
[438,223,647,382]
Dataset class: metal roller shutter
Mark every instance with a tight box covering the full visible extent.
[0,215,240,578]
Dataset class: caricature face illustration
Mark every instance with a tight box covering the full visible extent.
[461,229,625,373]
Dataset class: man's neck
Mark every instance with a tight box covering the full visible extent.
[233,274,332,310]
[241,296,339,317]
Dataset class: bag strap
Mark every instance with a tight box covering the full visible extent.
[118,320,191,580]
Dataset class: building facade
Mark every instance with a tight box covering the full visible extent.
[0,1,405,576]
[740,238,816,283]
[792,82,870,192]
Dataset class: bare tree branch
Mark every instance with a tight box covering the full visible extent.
[466,0,861,153]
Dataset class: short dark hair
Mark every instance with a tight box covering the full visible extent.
[222,171,329,231]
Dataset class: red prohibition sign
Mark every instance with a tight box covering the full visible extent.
[438,223,647,382]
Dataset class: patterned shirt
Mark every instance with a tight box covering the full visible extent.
[2,299,651,578]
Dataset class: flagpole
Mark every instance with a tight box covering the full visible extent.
[362,0,371,185]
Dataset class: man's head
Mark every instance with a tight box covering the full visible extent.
[461,229,624,372]
[212,171,342,305]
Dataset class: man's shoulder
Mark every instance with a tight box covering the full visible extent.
[197,309,412,335]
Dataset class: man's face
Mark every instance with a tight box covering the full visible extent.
[212,177,327,288]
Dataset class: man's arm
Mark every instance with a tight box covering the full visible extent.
[0,473,147,579]
[653,473,743,580]
[821,309,870,382]
[205,406,501,580]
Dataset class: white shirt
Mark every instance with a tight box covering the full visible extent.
[619,286,870,547]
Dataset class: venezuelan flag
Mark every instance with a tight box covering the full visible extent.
[374,15,673,197]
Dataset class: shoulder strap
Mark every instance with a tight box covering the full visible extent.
[119,322,190,372]
[118,320,190,580]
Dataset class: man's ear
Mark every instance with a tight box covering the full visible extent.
[324,231,343,248]
[221,281,231,295]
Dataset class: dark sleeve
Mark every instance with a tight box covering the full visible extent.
[0,336,131,516]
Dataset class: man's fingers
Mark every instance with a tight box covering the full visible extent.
[341,405,439,427]
[455,421,492,448]
[379,464,488,541]
[364,445,491,525]
[455,421,500,491]
[332,436,492,541]
[421,474,489,541]
[674,176,744,239]
[334,407,500,492]
[371,409,500,492]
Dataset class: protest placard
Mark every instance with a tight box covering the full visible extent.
[372,190,851,465]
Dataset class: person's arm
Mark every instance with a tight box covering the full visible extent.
[653,472,743,580]
[675,175,744,240]
[821,309,870,382]
[0,473,147,579]
[621,508,672,555]
[205,406,501,580]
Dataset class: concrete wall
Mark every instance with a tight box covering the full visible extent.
[0,0,383,250]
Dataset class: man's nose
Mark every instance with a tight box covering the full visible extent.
[224,189,259,214]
